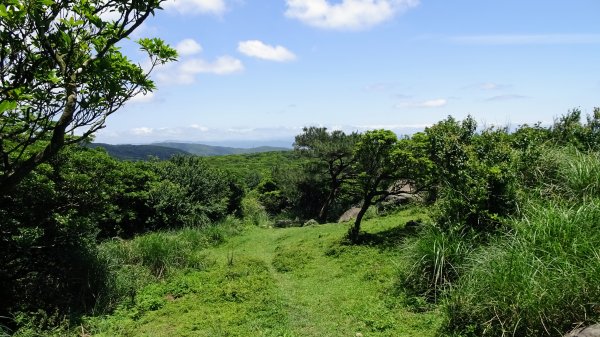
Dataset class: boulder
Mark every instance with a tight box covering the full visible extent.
[565,324,600,337]
[338,207,361,223]
[303,219,319,227]
[274,219,295,228]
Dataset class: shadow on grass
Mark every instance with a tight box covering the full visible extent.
[345,221,421,249]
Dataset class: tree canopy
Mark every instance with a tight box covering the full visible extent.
[294,126,358,222]
[0,0,176,193]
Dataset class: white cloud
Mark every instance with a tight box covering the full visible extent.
[163,0,226,15]
[238,40,296,62]
[190,124,210,132]
[180,56,244,75]
[481,82,500,90]
[129,91,155,103]
[131,127,154,135]
[157,71,196,85]
[176,39,203,56]
[95,124,435,144]
[397,98,447,108]
[485,94,528,101]
[155,55,243,85]
[98,10,121,22]
[285,0,419,30]
[450,34,600,45]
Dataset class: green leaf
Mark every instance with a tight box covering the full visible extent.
[0,100,17,112]
[60,31,72,45]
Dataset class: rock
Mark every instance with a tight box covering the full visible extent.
[382,192,414,206]
[338,207,361,223]
[303,219,319,227]
[274,219,294,228]
[565,324,600,337]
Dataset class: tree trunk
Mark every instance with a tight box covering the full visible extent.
[318,181,339,223]
[348,197,372,243]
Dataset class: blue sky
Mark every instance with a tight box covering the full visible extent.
[95,0,600,146]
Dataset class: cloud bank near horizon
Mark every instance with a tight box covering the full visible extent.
[94,124,431,145]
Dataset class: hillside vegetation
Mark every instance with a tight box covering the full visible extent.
[153,142,290,156]
[88,143,191,160]
[90,142,291,160]
[4,109,600,336]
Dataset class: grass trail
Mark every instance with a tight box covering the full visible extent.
[90,208,442,336]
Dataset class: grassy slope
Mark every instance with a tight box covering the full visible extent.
[89,208,442,337]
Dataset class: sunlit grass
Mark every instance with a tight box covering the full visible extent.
[85,207,443,337]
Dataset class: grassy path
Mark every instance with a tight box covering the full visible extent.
[91,209,442,336]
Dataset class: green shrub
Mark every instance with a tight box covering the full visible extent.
[426,118,518,233]
[0,169,109,320]
[148,156,242,229]
[559,150,600,201]
[521,146,600,203]
[240,195,270,227]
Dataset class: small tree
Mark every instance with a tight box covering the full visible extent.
[348,130,422,243]
[426,116,517,232]
[294,126,358,222]
[0,0,176,193]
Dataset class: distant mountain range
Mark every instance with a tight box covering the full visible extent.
[89,142,290,160]
[154,142,289,156]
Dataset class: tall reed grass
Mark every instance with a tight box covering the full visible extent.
[401,225,476,302]
[405,146,600,336]
[445,201,600,336]
[94,217,244,313]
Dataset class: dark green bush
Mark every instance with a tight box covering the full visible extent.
[0,163,109,320]
[148,155,243,229]
[426,117,518,233]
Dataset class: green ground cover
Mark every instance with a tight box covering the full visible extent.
[85,207,442,337]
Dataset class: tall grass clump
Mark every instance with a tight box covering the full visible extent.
[444,201,600,337]
[401,225,476,302]
[95,219,242,313]
[0,322,10,337]
[524,146,600,203]
[559,150,600,200]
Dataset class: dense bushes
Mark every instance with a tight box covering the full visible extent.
[0,151,114,319]
[148,155,243,229]
[426,117,518,232]
[401,111,600,336]
[0,147,245,328]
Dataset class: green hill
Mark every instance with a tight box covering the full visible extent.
[154,142,290,156]
[88,143,190,160]
[89,142,291,160]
